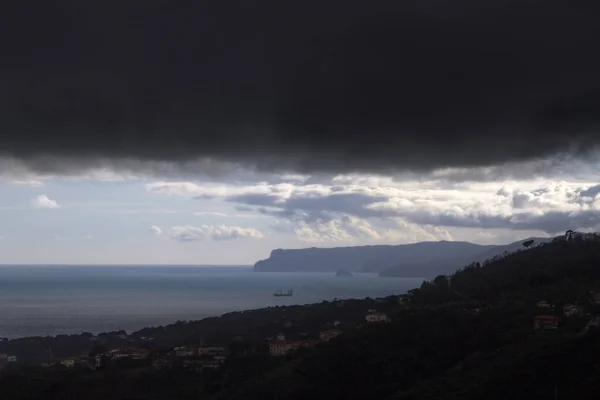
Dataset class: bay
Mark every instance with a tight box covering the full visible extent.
[0,266,422,339]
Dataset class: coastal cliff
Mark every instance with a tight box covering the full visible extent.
[253,238,551,278]
[253,241,495,277]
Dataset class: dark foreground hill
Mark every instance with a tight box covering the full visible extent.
[2,233,600,399]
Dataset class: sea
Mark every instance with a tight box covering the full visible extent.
[0,266,423,339]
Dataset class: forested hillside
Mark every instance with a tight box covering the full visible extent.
[2,233,600,399]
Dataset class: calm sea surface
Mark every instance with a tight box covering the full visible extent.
[0,266,422,339]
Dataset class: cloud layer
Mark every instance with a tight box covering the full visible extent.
[147,175,600,237]
[2,1,600,175]
[153,224,264,242]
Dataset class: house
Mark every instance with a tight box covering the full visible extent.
[198,347,226,357]
[319,329,342,341]
[268,340,316,356]
[533,315,560,330]
[564,304,582,317]
[109,348,151,360]
[269,341,296,356]
[174,347,197,357]
[61,358,77,368]
[366,312,390,323]
[537,300,552,309]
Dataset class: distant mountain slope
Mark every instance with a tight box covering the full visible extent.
[378,237,553,278]
[253,241,495,277]
[254,237,555,279]
[469,236,552,264]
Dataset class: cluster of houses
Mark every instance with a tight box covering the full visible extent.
[44,348,153,371]
[166,345,227,371]
[268,329,350,357]
[0,354,17,371]
[365,310,391,323]
[33,344,228,373]
[268,333,320,357]
[268,310,391,357]
[533,291,600,331]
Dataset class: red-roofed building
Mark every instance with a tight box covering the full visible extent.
[533,315,560,330]
[269,340,317,356]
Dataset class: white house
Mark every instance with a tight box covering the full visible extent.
[61,358,76,368]
[174,347,197,357]
[564,304,582,317]
[537,300,552,309]
[365,312,390,323]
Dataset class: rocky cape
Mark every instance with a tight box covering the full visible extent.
[253,238,551,279]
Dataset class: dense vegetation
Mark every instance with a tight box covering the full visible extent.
[2,233,600,399]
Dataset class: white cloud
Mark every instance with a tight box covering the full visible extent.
[271,214,451,244]
[193,211,268,219]
[293,216,383,242]
[149,225,163,235]
[31,194,60,209]
[145,174,600,236]
[11,179,44,187]
[156,224,264,242]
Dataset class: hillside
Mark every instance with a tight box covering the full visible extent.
[2,233,600,399]
[254,241,496,276]
[379,236,551,277]
[233,233,600,399]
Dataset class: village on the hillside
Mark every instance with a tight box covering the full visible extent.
[0,307,393,372]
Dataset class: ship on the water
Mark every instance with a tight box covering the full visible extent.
[273,289,293,297]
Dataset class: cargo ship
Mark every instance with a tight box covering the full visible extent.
[273,289,293,297]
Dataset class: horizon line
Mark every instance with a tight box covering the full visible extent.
[0,264,254,267]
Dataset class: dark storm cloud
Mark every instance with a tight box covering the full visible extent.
[2,0,600,174]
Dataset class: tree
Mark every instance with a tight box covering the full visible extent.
[89,345,107,357]
[565,230,575,241]
[522,239,534,249]
[433,275,449,288]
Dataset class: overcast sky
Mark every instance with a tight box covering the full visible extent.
[1,1,600,264]
[1,158,599,264]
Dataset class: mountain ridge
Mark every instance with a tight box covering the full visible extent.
[253,237,552,278]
